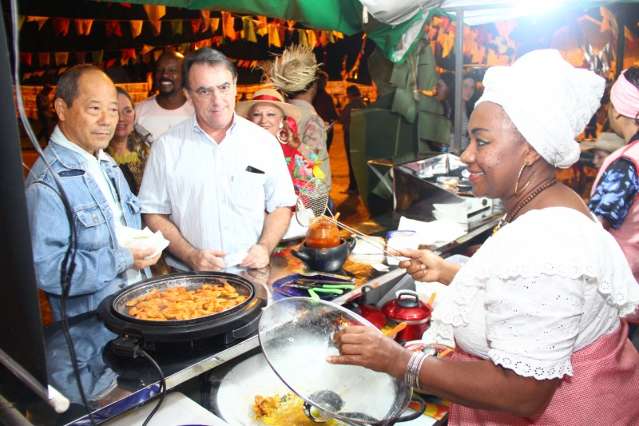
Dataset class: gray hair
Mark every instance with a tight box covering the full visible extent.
[183,48,237,89]
[55,64,104,106]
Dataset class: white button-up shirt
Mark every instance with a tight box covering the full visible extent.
[138,114,296,270]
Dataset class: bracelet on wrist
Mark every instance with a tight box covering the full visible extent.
[404,351,428,389]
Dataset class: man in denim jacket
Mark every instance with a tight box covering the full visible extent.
[25,65,159,321]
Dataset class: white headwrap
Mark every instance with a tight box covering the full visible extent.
[476,49,605,168]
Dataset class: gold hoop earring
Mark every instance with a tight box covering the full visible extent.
[513,162,529,195]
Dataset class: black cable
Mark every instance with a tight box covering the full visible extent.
[9,1,95,425]
[136,349,167,426]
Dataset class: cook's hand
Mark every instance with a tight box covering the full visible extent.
[327,326,411,380]
[187,249,226,271]
[398,248,455,284]
[240,243,270,269]
[131,247,161,269]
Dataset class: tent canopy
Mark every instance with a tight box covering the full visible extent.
[104,0,639,62]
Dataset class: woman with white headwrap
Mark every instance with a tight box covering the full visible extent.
[329,50,639,424]
[589,66,639,284]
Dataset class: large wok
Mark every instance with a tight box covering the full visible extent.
[98,272,266,345]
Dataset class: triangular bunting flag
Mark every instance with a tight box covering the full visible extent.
[18,15,25,31]
[241,17,257,43]
[211,17,220,33]
[318,31,329,47]
[221,12,237,41]
[27,16,49,31]
[256,16,268,37]
[200,10,211,32]
[144,5,165,36]
[191,19,202,34]
[121,48,136,65]
[105,58,117,69]
[74,19,94,36]
[267,23,281,48]
[75,51,86,64]
[53,18,71,37]
[105,21,123,38]
[298,29,308,47]
[143,5,166,21]
[55,52,69,66]
[19,52,32,67]
[306,30,317,48]
[149,20,162,36]
[170,20,184,36]
[201,17,211,33]
[130,20,144,38]
[153,50,163,61]
[38,52,50,66]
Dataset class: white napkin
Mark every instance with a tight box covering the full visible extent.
[224,251,248,268]
[115,226,169,259]
[349,236,385,265]
[397,216,466,247]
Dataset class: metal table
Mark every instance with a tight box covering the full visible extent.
[31,214,500,425]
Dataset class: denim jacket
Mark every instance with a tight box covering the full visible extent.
[25,142,148,320]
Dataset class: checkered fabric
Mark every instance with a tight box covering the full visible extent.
[449,321,639,425]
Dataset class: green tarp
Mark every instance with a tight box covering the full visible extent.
[104,0,426,63]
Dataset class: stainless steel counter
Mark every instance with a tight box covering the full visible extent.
[33,213,500,425]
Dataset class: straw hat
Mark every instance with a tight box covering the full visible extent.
[236,88,301,123]
[267,44,321,95]
[580,132,625,153]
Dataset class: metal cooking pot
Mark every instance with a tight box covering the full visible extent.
[98,272,266,346]
[292,237,356,272]
[382,290,431,343]
[258,297,425,425]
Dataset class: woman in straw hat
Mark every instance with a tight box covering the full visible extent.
[236,88,314,192]
[267,45,332,189]
[329,50,639,424]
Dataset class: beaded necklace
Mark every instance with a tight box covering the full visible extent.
[493,178,557,233]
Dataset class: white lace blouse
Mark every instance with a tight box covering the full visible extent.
[429,207,639,380]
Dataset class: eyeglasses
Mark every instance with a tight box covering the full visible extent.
[190,83,234,99]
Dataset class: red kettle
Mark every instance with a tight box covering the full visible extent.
[382,290,432,343]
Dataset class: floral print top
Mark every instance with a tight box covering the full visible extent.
[589,157,639,229]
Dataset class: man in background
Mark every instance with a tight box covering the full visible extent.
[313,71,338,151]
[135,50,194,140]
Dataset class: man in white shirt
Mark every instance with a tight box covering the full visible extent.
[135,50,195,140]
[139,48,296,272]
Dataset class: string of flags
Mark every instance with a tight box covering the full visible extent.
[20,7,345,70]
